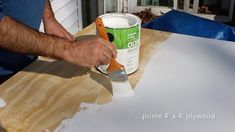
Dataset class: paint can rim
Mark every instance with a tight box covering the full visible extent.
[98,13,141,29]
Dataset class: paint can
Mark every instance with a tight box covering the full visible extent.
[97,13,141,74]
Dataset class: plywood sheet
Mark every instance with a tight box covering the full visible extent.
[0,24,171,131]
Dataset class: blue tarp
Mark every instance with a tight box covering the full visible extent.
[143,10,235,42]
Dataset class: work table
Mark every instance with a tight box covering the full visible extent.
[0,23,171,131]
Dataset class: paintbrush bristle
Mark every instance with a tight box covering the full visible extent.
[111,80,134,97]
[108,69,134,97]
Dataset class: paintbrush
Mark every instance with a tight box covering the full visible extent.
[95,18,134,97]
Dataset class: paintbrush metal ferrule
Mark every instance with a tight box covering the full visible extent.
[108,69,128,82]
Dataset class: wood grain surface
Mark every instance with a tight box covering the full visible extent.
[0,23,171,132]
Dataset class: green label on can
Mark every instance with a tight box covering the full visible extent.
[106,26,139,49]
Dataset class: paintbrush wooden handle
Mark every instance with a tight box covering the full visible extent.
[95,18,124,72]
[107,58,124,72]
[95,18,110,41]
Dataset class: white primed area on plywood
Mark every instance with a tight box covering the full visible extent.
[40,0,82,34]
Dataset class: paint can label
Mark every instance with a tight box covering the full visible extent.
[98,13,141,74]
[106,26,140,74]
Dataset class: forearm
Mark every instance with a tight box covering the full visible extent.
[43,0,54,22]
[0,16,71,60]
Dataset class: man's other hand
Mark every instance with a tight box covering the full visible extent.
[43,0,74,41]
[44,17,75,41]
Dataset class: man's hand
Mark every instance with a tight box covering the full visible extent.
[43,0,74,41]
[63,36,117,67]
[43,17,74,41]
[0,16,116,68]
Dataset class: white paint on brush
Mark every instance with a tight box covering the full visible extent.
[111,81,134,97]
[0,98,6,108]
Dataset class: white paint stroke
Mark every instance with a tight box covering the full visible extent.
[55,34,235,132]
[0,98,6,108]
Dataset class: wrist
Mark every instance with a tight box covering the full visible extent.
[55,39,75,62]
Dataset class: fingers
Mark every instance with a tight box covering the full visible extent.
[59,25,75,41]
[58,29,75,41]
[98,38,117,58]
[84,37,117,66]
[106,43,117,58]
[98,55,110,66]
[49,21,75,41]
[64,32,75,41]
[95,38,117,65]
[100,47,113,65]
[91,43,112,66]
[63,36,117,68]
